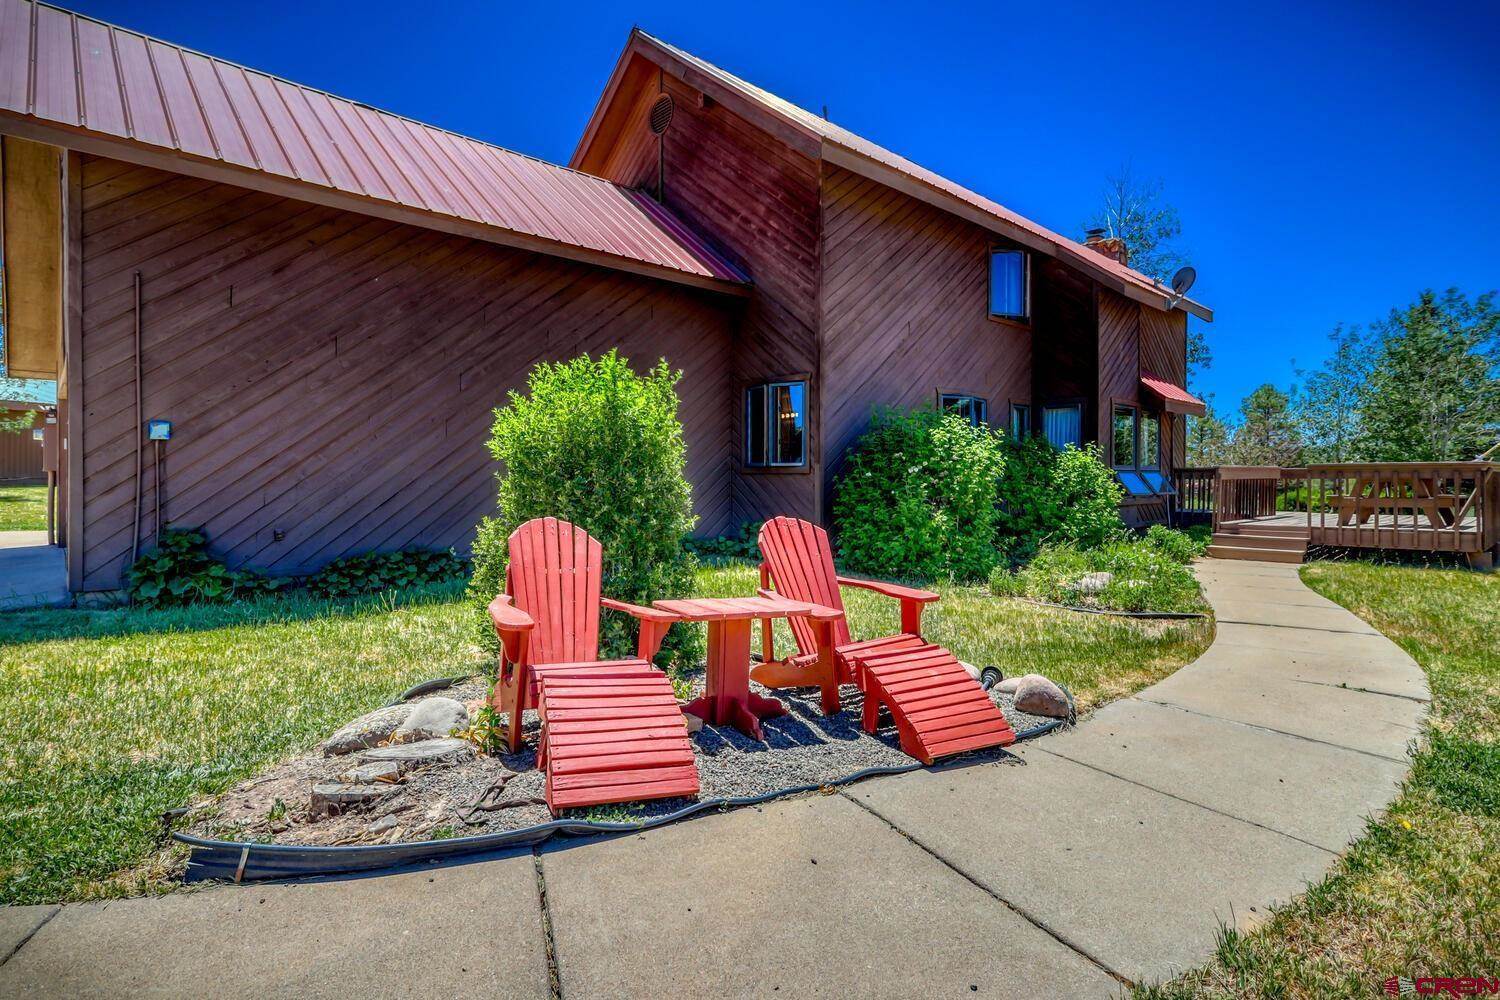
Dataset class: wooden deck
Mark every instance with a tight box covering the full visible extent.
[1193,463,1499,568]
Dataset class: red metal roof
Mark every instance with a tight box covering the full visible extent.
[0,1,747,291]
[1141,372,1207,416]
[586,31,1209,319]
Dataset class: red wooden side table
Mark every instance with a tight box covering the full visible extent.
[652,596,841,740]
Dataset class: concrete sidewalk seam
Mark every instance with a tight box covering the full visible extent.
[1029,741,1339,857]
[531,850,562,1000]
[1213,618,1378,638]
[0,906,59,968]
[1285,677,1431,704]
[840,790,1135,990]
[1135,697,1413,765]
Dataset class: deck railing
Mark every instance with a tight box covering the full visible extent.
[1172,467,1218,515]
[1201,461,1500,561]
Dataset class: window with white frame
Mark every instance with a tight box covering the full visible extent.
[745,381,807,468]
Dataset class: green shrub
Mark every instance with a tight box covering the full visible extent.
[995,437,1125,563]
[682,522,763,565]
[126,529,288,608]
[989,537,1205,613]
[1142,524,1209,564]
[307,549,468,599]
[466,350,702,668]
[833,408,1005,582]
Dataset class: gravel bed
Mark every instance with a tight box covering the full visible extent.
[181,673,1066,849]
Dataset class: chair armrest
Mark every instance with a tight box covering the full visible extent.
[836,576,937,637]
[835,576,940,603]
[601,597,680,624]
[487,595,534,673]
[601,597,680,663]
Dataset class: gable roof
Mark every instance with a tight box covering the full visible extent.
[574,30,1211,321]
[0,1,747,293]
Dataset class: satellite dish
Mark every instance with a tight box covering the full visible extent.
[1170,266,1197,296]
[1166,266,1197,309]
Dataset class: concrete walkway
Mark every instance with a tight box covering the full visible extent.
[0,560,1427,998]
[0,532,68,611]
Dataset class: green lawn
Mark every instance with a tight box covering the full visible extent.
[1135,561,1499,999]
[0,562,1210,906]
[0,483,47,531]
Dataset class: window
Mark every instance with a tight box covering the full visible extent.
[745,381,806,468]
[1111,404,1169,496]
[1112,404,1138,468]
[1010,403,1031,439]
[988,249,1028,320]
[939,393,988,427]
[1042,404,1082,449]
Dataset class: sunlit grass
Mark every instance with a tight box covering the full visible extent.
[1133,561,1499,999]
[0,483,47,532]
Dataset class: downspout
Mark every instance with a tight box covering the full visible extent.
[128,270,142,570]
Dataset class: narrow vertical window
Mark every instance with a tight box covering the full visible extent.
[745,380,807,467]
[1009,403,1031,439]
[988,249,1028,320]
[1112,404,1138,468]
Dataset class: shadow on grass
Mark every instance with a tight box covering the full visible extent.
[0,578,471,648]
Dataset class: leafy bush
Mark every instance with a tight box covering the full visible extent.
[989,537,1205,613]
[307,549,468,599]
[127,529,288,608]
[1141,524,1210,564]
[995,436,1125,563]
[834,408,1005,582]
[466,350,701,668]
[682,522,763,565]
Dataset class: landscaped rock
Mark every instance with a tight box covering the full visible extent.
[322,704,412,756]
[365,814,400,835]
[958,661,981,681]
[1013,674,1070,718]
[360,738,475,768]
[683,712,705,734]
[338,760,403,784]
[393,697,469,742]
[1075,571,1113,594]
[995,676,1022,695]
[310,782,396,816]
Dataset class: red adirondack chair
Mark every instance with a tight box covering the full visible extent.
[488,517,699,812]
[754,516,1015,764]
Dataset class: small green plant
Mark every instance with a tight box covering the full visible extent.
[307,549,468,599]
[427,825,459,841]
[266,798,288,823]
[834,408,1005,582]
[990,537,1205,613]
[682,522,763,564]
[1141,524,1209,564]
[995,437,1125,564]
[467,350,703,669]
[453,704,507,755]
[126,529,288,608]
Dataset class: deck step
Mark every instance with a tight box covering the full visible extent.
[1206,543,1306,564]
[1211,532,1309,552]
[1216,523,1311,539]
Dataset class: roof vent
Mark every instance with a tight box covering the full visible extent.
[648,94,675,135]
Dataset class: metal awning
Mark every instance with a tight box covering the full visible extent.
[1141,372,1206,417]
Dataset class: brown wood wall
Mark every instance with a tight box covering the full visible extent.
[1031,257,1097,435]
[76,156,737,589]
[1140,305,1189,467]
[0,410,44,481]
[587,55,823,527]
[819,164,1031,500]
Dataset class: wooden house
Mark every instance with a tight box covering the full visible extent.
[0,4,1210,595]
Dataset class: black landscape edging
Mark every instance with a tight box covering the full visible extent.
[1012,597,1208,620]
[172,691,1072,885]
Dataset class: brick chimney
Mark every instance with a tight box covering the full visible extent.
[1084,228,1129,266]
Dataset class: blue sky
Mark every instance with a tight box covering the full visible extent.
[63,0,1500,416]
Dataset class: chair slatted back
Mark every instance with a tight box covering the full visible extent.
[757,516,853,655]
[506,517,603,666]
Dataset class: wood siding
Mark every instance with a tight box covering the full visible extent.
[586,55,823,526]
[1140,305,1189,467]
[819,164,1031,501]
[76,156,737,589]
[0,410,43,480]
